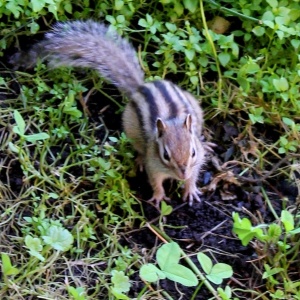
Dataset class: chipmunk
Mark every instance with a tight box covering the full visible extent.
[13,20,207,207]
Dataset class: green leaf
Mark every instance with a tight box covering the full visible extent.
[157,242,181,270]
[24,133,50,142]
[262,264,284,279]
[281,210,294,232]
[1,253,20,276]
[237,76,250,92]
[8,142,20,153]
[25,235,43,252]
[114,0,124,10]
[139,264,166,282]
[266,0,278,8]
[185,49,195,61]
[42,225,74,251]
[111,288,130,300]
[197,252,212,274]
[291,39,300,49]
[183,0,198,13]
[218,52,230,67]
[25,236,45,261]
[30,0,46,12]
[163,263,198,287]
[252,26,265,37]
[273,77,289,92]
[67,286,86,300]
[217,286,232,300]
[13,110,25,136]
[111,270,130,293]
[267,224,282,241]
[206,263,233,284]
[263,20,275,29]
[138,18,148,28]
[289,227,300,235]
[282,117,295,127]
[161,201,173,216]
[232,212,264,246]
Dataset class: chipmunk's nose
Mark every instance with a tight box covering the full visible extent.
[178,166,187,180]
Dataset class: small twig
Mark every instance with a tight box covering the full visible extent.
[206,0,262,24]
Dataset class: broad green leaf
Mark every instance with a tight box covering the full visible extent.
[183,0,198,13]
[281,210,294,232]
[111,288,130,300]
[13,110,25,136]
[67,286,86,300]
[289,227,300,235]
[138,18,148,28]
[1,253,20,276]
[197,252,212,275]
[232,212,264,246]
[42,225,74,251]
[252,26,265,37]
[266,0,278,8]
[30,0,46,12]
[267,224,282,240]
[25,133,50,142]
[28,250,45,261]
[206,263,233,284]
[111,270,130,293]
[282,117,295,127]
[8,142,20,153]
[157,242,181,270]
[185,48,195,61]
[263,20,274,29]
[217,286,232,300]
[161,201,173,216]
[273,78,289,92]
[237,76,250,92]
[263,264,284,279]
[114,0,124,10]
[262,11,274,22]
[25,235,43,252]
[139,264,166,282]
[218,52,230,67]
[163,263,198,287]
[291,39,300,49]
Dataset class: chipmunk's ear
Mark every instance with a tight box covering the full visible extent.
[184,114,193,132]
[156,118,166,138]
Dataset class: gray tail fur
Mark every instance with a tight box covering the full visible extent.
[34,20,144,96]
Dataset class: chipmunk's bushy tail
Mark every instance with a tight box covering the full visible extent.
[19,21,145,96]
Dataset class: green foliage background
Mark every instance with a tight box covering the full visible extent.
[0,0,299,299]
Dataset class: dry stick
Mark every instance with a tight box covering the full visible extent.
[236,154,299,183]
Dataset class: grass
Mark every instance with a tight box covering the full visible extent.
[1,0,300,299]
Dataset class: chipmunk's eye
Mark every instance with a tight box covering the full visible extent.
[163,148,170,161]
[192,148,196,157]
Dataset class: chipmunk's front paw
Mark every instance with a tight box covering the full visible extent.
[183,187,202,206]
[148,193,171,209]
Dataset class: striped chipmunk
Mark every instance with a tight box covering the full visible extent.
[14,20,208,207]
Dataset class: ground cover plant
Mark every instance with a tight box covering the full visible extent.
[0,0,299,299]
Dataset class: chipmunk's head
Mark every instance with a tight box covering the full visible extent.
[156,114,204,180]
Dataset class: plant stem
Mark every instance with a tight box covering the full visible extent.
[206,0,262,23]
[261,186,279,219]
[199,0,223,110]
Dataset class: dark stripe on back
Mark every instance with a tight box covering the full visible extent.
[138,85,159,130]
[153,81,178,117]
[129,101,148,142]
[172,84,191,114]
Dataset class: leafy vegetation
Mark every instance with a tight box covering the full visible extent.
[0,0,299,299]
